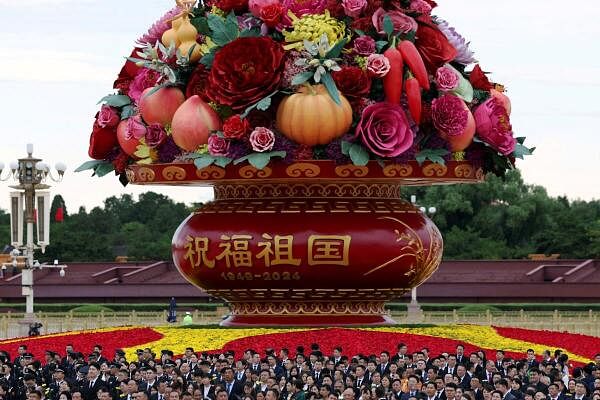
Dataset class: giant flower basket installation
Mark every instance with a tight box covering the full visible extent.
[78,0,533,325]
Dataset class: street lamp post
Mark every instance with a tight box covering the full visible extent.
[407,195,437,323]
[0,144,67,331]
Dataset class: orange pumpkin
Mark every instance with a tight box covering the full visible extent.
[276,84,353,146]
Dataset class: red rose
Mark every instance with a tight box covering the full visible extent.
[113,49,141,95]
[260,3,284,27]
[214,0,248,12]
[332,67,372,98]
[469,64,493,91]
[415,21,457,74]
[223,115,251,139]
[186,64,211,101]
[207,37,285,111]
[112,150,130,174]
[88,117,119,160]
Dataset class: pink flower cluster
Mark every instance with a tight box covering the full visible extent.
[431,95,469,137]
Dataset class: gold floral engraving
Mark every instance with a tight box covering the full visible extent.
[162,166,186,181]
[239,165,273,179]
[196,166,226,180]
[383,164,413,177]
[137,167,156,182]
[422,163,448,177]
[363,216,443,287]
[335,165,369,178]
[285,162,321,178]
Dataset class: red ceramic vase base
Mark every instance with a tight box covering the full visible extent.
[221,313,397,327]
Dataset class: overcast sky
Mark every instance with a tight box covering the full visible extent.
[0,0,599,213]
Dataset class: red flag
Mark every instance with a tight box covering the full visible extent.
[55,207,64,222]
[33,208,37,223]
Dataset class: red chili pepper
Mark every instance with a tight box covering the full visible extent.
[383,45,404,104]
[398,40,430,90]
[405,73,422,124]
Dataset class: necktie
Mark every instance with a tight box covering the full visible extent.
[227,383,232,394]
[90,380,94,389]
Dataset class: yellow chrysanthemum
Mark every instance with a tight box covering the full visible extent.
[452,151,466,161]
[283,10,347,50]
[199,36,216,55]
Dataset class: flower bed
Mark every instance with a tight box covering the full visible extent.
[1,325,596,365]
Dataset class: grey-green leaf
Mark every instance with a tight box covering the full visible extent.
[248,152,271,170]
[321,73,342,106]
[214,156,232,168]
[97,94,132,108]
[194,156,216,170]
[383,15,394,36]
[256,97,272,111]
[94,162,115,177]
[291,71,313,86]
[349,144,370,166]
[75,160,105,173]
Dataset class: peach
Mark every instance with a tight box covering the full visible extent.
[139,86,185,126]
[171,95,222,152]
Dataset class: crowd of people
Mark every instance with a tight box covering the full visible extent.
[1,342,600,400]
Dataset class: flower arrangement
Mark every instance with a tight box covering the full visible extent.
[1,325,595,365]
[79,0,534,182]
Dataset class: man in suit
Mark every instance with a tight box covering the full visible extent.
[354,365,369,394]
[495,379,516,400]
[424,382,438,400]
[401,375,421,400]
[456,346,466,366]
[378,352,391,377]
[221,367,243,400]
[443,356,458,377]
[392,344,409,364]
[150,380,169,400]
[525,350,539,369]
[81,363,106,400]
[495,352,505,371]
[470,377,485,400]
[140,367,158,394]
[572,382,589,400]
[456,365,471,391]
[199,372,216,400]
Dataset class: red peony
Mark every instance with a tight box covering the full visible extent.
[260,3,284,28]
[113,49,141,95]
[206,37,285,111]
[112,150,130,174]
[469,64,493,91]
[223,115,251,139]
[213,0,248,12]
[88,116,119,160]
[186,64,211,102]
[332,67,372,98]
[415,20,457,74]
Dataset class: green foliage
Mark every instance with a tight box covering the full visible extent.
[457,304,502,313]
[70,304,114,313]
[402,169,600,259]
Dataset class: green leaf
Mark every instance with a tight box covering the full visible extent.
[375,41,388,52]
[348,143,370,166]
[516,137,526,144]
[291,71,313,86]
[341,140,352,156]
[97,94,131,108]
[248,152,271,170]
[94,162,115,177]
[240,28,260,37]
[120,105,136,120]
[75,160,104,173]
[512,143,534,160]
[208,12,239,47]
[194,155,216,169]
[256,97,272,111]
[321,73,341,106]
[200,49,216,68]
[354,29,365,36]
[191,16,210,35]
[415,148,449,166]
[383,15,394,36]
[325,38,348,59]
[214,156,232,168]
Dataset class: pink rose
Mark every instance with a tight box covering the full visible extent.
[354,102,414,158]
[409,0,432,15]
[208,135,230,156]
[366,54,391,77]
[145,123,167,147]
[372,8,417,35]
[431,95,468,137]
[474,97,516,156]
[281,0,327,26]
[97,105,120,128]
[249,0,279,17]
[435,66,460,91]
[353,35,376,56]
[125,115,147,140]
[128,69,161,104]
[342,0,367,18]
[249,127,275,152]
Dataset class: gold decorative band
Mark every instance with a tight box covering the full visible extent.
[227,301,388,316]
[213,183,403,200]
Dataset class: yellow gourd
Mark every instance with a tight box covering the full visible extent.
[176,16,202,62]
[161,17,183,47]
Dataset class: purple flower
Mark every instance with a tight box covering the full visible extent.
[208,135,231,156]
[353,36,376,56]
[435,17,477,65]
[354,102,414,158]
[145,123,167,147]
[157,136,181,163]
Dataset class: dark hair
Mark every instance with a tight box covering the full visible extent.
[445,384,458,390]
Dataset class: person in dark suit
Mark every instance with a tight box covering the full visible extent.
[495,379,516,400]
[456,366,471,391]
[456,346,467,366]
[80,363,106,400]
[401,375,421,400]
[199,372,216,400]
[572,382,589,400]
[378,352,391,377]
[525,350,539,369]
[220,367,243,400]
[470,377,485,400]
